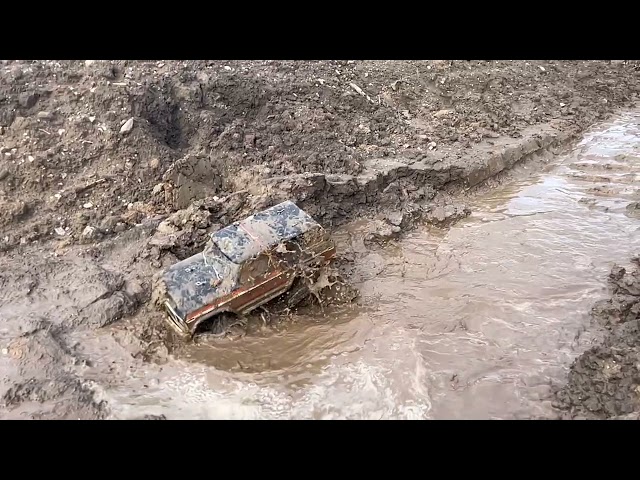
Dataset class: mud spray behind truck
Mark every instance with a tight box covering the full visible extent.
[159,200,337,337]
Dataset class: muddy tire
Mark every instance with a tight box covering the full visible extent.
[196,312,245,336]
[285,277,312,308]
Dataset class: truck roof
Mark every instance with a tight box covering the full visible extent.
[211,200,320,264]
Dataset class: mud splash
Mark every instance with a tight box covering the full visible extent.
[77,110,640,419]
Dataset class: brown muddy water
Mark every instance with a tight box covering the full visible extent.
[95,111,640,419]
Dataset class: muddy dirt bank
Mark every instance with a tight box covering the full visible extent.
[554,258,640,419]
[2,60,639,251]
[1,60,640,419]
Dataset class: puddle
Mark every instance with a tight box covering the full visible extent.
[99,111,640,419]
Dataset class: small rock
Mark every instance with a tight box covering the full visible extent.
[1,348,7,355]
[10,67,23,80]
[152,183,165,195]
[88,116,96,123]
[427,204,471,225]
[142,414,167,420]
[364,220,401,245]
[0,169,8,181]
[432,206,447,222]
[100,215,121,231]
[244,134,256,148]
[625,202,640,219]
[433,109,452,118]
[83,202,94,209]
[120,117,134,135]
[0,126,4,135]
[156,220,178,235]
[386,211,404,227]
[28,155,34,162]
[428,141,437,150]
[54,227,66,236]
[224,66,232,71]
[560,103,566,107]
[539,66,546,72]
[74,211,90,227]
[85,60,96,67]
[81,226,101,242]
[443,205,457,218]
[149,158,160,169]
[18,92,38,109]
[102,64,117,81]
[58,129,65,136]
[37,111,53,120]
[148,233,178,250]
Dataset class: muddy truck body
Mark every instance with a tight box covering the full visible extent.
[160,200,336,336]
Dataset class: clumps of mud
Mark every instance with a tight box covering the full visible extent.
[362,202,470,245]
[2,60,639,254]
[0,322,107,419]
[554,258,640,419]
[143,191,249,266]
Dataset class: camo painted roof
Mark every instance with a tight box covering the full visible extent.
[162,244,240,320]
[211,200,320,264]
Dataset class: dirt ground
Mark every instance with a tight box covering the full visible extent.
[1,60,640,419]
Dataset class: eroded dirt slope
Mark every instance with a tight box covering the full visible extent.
[1,60,639,251]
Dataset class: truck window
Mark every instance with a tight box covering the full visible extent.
[239,253,275,284]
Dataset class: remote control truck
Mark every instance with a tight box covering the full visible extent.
[160,201,336,337]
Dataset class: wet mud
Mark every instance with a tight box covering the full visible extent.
[553,259,640,419]
[1,61,640,419]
